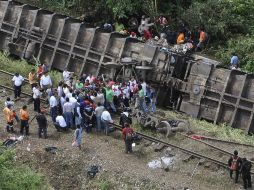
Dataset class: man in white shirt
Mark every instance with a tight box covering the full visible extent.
[69,93,77,109]
[95,103,104,132]
[12,73,24,99]
[40,72,52,90]
[33,85,41,113]
[49,93,58,122]
[54,113,67,131]
[63,68,73,82]
[101,110,114,135]
[63,97,74,128]
[141,80,147,96]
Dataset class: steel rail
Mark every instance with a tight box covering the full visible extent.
[0,84,47,103]
[109,122,254,175]
[108,122,228,168]
[0,69,29,83]
[180,133,254,165]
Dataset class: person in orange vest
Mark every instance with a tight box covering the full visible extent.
[228,150,242,183]
[176,30,185,44]
[20,105,30,136]
[3,104,15,133]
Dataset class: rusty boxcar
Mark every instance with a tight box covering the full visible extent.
[0,0,253,134]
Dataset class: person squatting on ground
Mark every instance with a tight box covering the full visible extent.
[12,72,24,99]
[36,110,48,139]
[228,150,242,183]
[240,158,252,189]
[54,112,68,132]
[122,123,134,154]
[19,105,30,136]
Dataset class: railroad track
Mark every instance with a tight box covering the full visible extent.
[109,122,254,175]
[0,70,47,102]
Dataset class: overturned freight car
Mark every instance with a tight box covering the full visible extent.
[0,0,253,134]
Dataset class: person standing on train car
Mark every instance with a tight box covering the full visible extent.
[12,72,24,100]
[228,150,242,183]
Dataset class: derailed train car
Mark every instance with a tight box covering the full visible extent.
[0,0,253,134]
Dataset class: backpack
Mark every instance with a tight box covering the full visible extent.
[125,129,133,140]
[230,156,239,171]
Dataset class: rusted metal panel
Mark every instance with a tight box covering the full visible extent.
[2,1,254,133]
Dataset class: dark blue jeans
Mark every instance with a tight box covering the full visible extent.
[64,112,73,128]
[50,106,57,122]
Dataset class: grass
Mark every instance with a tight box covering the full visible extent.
[0,52,62,86]
[163,110,254,146]
[0,149,51,190]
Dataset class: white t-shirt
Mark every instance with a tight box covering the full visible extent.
[123,86,130,99]
[57,86,63,97]
[63,71,71,81]
[129,80,137,92]
[101,110,113,122]
[63,87,70,96]
[69,96,77,108]
[55,115,67,128]
[112,85,120,96]
[33,87,41,99]
[141,82,147,96]
[12,75,24,86]
[49,96,58,107]
[40,75,52,87]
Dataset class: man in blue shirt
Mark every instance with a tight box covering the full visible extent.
[230,53,239,69]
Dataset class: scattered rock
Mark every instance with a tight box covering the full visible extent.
[182,154,195,162]
[144,140,152,147]
[198,158,206,165]
[164,147,174,157]
[154,143,166,152]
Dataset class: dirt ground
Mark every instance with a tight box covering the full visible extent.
[0,90,252,190]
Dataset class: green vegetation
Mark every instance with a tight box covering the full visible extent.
[0,149,50,190]
[99,180,111,190]
[19,0,254,72]
[164,111,254,145]
[0,52,62,86]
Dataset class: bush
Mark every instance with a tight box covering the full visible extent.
[215,35,254,72]
[180,0,254,41]
[0,150,50,190]
[0,52,62,86]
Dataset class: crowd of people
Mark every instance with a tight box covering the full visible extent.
[3,63,157,153]
[100,15,209,53]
